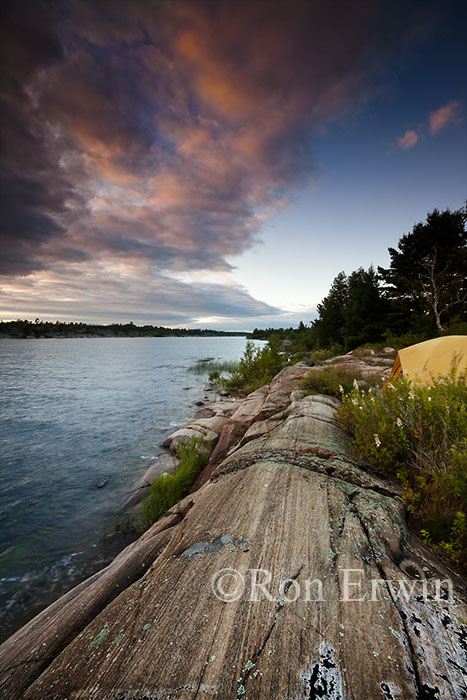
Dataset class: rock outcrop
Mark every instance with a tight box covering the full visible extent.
[162,399,239,453]
[1,361,465,699]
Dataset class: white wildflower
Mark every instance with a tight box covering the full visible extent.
[396,417,403,428]
[353,378,359,391]
[408,390,415,400]
[386,382,394,390]
[374,433,381,448]
[428,396,431,402]
[351,397,358,406]
[338,384,344,394]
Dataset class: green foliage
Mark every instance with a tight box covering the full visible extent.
[350,344,395,359]
[421,512,466,565]
[140,437,210,532]
[299,365,383,397]
[314,271,348,347]
[188,359,240,375]
[381,329,434,351]
[378,207,467,331]
[337,372,467,564]
[223,339,286,395]
[309,266,391,350]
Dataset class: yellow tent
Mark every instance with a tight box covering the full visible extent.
[390,335,467,384]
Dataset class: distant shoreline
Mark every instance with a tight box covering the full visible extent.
[0,333,248,339]
[0,321,249,340]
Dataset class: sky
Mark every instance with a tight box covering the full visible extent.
[0,0,465,331]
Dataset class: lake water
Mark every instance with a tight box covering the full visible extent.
[0,336,259,641]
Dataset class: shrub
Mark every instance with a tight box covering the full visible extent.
[223,339,286,395]
[299,366,383,397]
[139,437,210,532]
[350,343,396,359]
[382,329,433,351]
[337,371,467,565]
[309,346,344,362]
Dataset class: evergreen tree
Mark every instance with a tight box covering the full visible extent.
[343,266,390,346]
[314,271,348,347]
[378,208,467,331]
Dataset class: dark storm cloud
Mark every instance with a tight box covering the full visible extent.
[0,0,82,274]
[0,0,432,319]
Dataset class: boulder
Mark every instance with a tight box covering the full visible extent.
[161,399,239,453]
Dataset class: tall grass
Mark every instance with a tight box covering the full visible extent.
[139,437,210,532]
[188,360,240,375]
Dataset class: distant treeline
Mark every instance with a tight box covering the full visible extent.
[249,207,467,353]
[0,320,246,339]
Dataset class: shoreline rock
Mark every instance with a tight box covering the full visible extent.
[1,359,465,699]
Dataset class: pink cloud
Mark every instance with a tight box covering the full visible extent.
[429,101,462,134]
[398,129,419,150]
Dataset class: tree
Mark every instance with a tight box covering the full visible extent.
[378,208,467,331]
[314,271,348,347]
[343,266,390,346]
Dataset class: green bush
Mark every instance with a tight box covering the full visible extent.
[140,437,210,532]
[299,366,383,397]
[223,339,286,395]
[382,329,433,351]
[309,346,344,362]
[337,372,467,565]
[350,343,396,359]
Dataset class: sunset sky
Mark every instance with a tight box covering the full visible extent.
[1,0,465,330]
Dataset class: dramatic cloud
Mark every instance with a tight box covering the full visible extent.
[0,260,281,326]
[429,100,462,134]
[0,0,431,323]
[397,129,419,150]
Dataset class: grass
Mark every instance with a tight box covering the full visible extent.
[299,365,384,397]
[188,359,240,375]
[337,370,467,566]
[139,437,210,532]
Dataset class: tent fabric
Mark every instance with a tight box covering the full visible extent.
[390,335,467,384]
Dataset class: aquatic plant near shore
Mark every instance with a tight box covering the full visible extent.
[139,437,210,532]
[187,359,240,375]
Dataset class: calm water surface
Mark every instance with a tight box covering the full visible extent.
[0,336,257,640]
